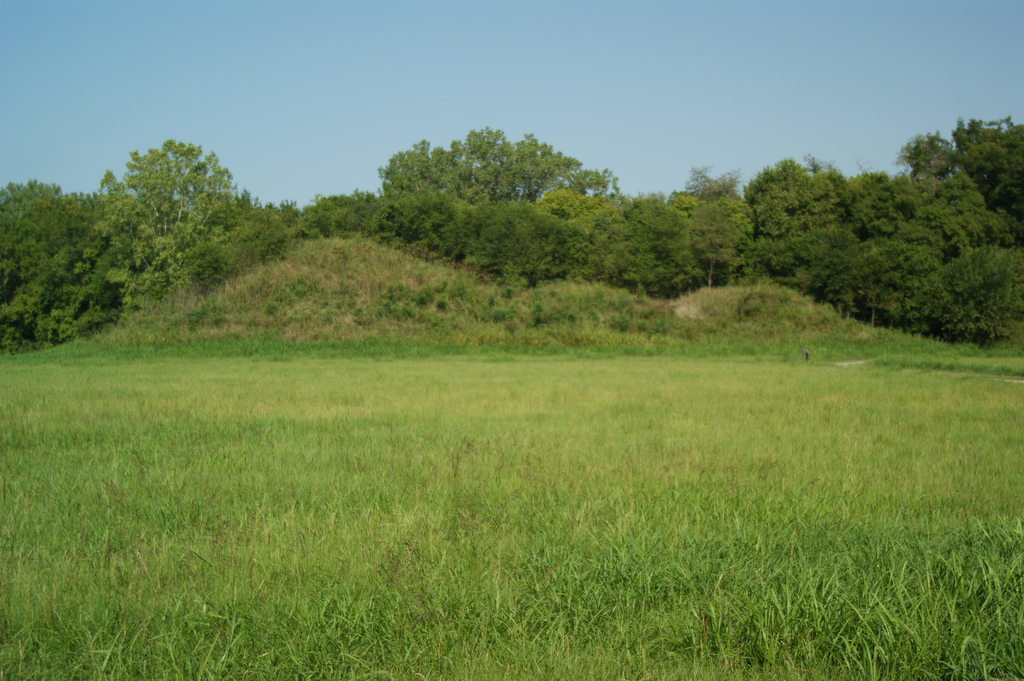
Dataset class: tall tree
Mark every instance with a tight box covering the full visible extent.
[0,187,118,351]
[685,166,742,203]
[847,172,923,241]
[897,132,954,192]
[690,203,739,287]
[99,140,236,305]
[950,117,1024,242]
[608,195,696,297]
[744,158,847,240]
[929,246,1022,345]
[379,128,618,203]
[914,172,1010,259]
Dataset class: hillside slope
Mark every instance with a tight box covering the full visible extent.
[98,235,891,350]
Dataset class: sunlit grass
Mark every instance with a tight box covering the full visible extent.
[2,347,1023,679]
[94,235,944,358]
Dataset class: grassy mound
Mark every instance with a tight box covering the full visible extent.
[99,235,904,354]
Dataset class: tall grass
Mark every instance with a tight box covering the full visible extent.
[93,235,957,359]
[2,351,1022,678]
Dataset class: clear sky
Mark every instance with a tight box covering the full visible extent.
[2,0,1021,205]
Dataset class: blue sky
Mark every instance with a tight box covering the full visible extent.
[2,0,1021,205]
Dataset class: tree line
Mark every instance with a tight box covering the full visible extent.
[2,120,1022,352]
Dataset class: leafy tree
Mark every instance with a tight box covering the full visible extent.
[221,198,300,274]
[371,192,470,258]
[847,172,924,241]
[887,224,945,332]
[606,195,696,297]
[301,191,380,237]
[929,246,1021,345]
[914,172,1010,259]
[798,227,861,317]
[99,140,236,306]
[672,167,751,286]
[379,128,618,203]
[535,188,611,221]
[464,202,580,285]
[744,158,847,240]
[854,227,942,332]
[857,240,899,327]
[684,166,742,203]
[950,117,1024,242]
[0,180,64,223]
[690,203,740,287]
[897,131,955,192]
[670,193,699,219]
[0,187,119,351]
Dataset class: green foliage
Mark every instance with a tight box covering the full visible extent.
[535,188,611,221]
[897,131,954,191]
[749,158,835,238]
[670,192,699,218]
[915,172,1011,258]
[601,195,697,297]
[371,191,468,256]
[847,171,923,240]
[466,202,582,286]
[951,117,1024,238]
[799,227,861,317]
[3,349,1023,678]
[684,165,743,203]
[99,140,236,306]
[745,158,847,240]
[379,128,618,203]
[183,240,231,291]
[301,191,380,237]
[0,185,120,352]
[929,246,1022,345]
[690,202,741,287]
[228,202,295,265]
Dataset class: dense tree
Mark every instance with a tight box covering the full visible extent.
[301,191,380,237]
[684,166,743,203]
[535,188,612,222]
[0,185,120,351]
[465,202,582,286]
[950,117,1024,242]
[799,227,861,317]
[225,197,299,272]
[99,140,236,306]
[379,128,618,203]
[371,192,469,258]
[0,180,65,223]
[929,246,1022,345]
[605,195,696,297]
[745,158,847,240]
[915,172,1010,259]
[847,172,923,241]
[690,203,740,287]
[897,132,954,192]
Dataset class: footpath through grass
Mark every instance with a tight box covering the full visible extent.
[2,343,1023,679]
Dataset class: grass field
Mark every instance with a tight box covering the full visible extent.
[2,343,1023,679]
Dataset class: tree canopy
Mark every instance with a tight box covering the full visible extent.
[3,118,1024,351]
[99,140,236,305]
[379,128,618,203]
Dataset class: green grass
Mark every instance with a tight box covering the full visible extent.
[2,347,1023,679]
[94,235,943,357]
